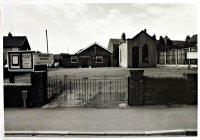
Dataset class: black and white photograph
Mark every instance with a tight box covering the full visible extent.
[0,0,198,139]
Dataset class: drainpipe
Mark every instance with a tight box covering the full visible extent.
[164,50,167,66]
[175,49,178,67]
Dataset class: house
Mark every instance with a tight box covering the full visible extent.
[3,32,31,65]
[157,34,198,66]
[119,29,157,68]
[61,42,113,68]
[107,35,125,67]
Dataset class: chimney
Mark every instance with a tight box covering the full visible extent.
[8,32,12,37]
[143,29,147,33]
[121,32,126,41]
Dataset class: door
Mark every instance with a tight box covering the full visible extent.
[82,58,89,67]
[132,47,139,68]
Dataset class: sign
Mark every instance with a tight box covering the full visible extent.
[186,52,198,59]
[22,53,32,68]
[8,51,34,72]
[34,53,54,66]
[10,54,20,69]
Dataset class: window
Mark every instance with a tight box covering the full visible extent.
[157,51,165,65]
[142,44,148,63]
[71,56,78,63]
[96,56,103,63]
[166,50,175,64]
[177,49,188,65]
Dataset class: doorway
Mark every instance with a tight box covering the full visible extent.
[132,47,139,68]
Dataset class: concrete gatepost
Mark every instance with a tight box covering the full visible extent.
[128,70,144,106]
[31,71,48,107]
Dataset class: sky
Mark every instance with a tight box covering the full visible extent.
[2,0,198,54]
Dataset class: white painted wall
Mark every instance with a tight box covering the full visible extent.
[119,42,128,67]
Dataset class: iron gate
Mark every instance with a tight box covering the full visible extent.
[48,76,128,104]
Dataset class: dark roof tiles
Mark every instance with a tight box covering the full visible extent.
[3,36,27,47]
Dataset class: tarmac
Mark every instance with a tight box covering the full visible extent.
[4,105,197,137]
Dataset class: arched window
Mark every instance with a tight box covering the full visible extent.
[142,44,148,63]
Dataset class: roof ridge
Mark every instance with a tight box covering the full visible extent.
[76,42,112,54]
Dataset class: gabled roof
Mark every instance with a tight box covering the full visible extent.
[172,40,185,46]
[188,34,197,42]
[128,30,157,42]
[3,36,27,47]
[76,42,113,54]
[109,39,124,45]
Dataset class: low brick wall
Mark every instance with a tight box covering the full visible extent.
[128,70,197,106]
[4,83,32,107]
[184,73,198,104]
[143,77,186,105]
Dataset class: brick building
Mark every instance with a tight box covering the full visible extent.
[61,42,113,68]
[3,32,31,65]
[119,29,157,68]
[107,37,124,67]
[157,34,198,66]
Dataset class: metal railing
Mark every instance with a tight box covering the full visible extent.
[48,75,128,103]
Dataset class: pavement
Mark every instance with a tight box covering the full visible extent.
[4,105,197,136]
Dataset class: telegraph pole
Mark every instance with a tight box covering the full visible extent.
[46,30,49,53]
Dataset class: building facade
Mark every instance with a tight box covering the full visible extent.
[119,29,157,68]
[157,34,197,66]
[61,42,113,68]
[3,32,31,65]
[107,35,125,67]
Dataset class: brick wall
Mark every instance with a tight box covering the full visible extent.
[128,70,197,106]
[31,71,48,107]
[4,71,48,108]
[143,77,186,105]
[184,73,198,104]
[128,70,144,105]
[4,83,32,107]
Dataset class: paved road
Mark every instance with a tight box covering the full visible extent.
[4,106,197,132]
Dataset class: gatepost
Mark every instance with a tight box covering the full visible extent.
[128,70,144,106]
[31,70,48,107]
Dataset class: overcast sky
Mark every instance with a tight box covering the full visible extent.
[2,1,198,54]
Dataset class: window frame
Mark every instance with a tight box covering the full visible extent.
[96,56,103,63]
[71,56,78,63]
[142,44,149,63]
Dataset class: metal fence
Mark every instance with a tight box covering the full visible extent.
[48,76,128,103]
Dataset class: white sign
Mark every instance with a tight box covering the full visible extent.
[12,55,19,65]
[22,53,32,68]
[34,53,54,65]
[8,51,34,72]
[186,52,198,59]
[10,54,20,69]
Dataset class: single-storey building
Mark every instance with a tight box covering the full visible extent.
[3,32,31,66]
[157,34,197,66]
[107,36,125,67]
[61,42,113,68]
[119,29,157,68]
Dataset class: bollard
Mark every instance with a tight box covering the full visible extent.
[22,90,28,108]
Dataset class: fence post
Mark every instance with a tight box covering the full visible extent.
[128,70,144,106]
[183,73,197,104]
[31,70,48,107]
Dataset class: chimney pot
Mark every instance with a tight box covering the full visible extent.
[8,32,12,37]
[121,32,126,41]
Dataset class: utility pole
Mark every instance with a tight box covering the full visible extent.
[46,30,49,53]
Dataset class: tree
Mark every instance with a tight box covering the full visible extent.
[158,36,165,50]
[185,35,191,48]
[159,36,165,44]
[152,34,156,40]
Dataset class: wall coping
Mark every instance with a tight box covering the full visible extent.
[4,83,32,86]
